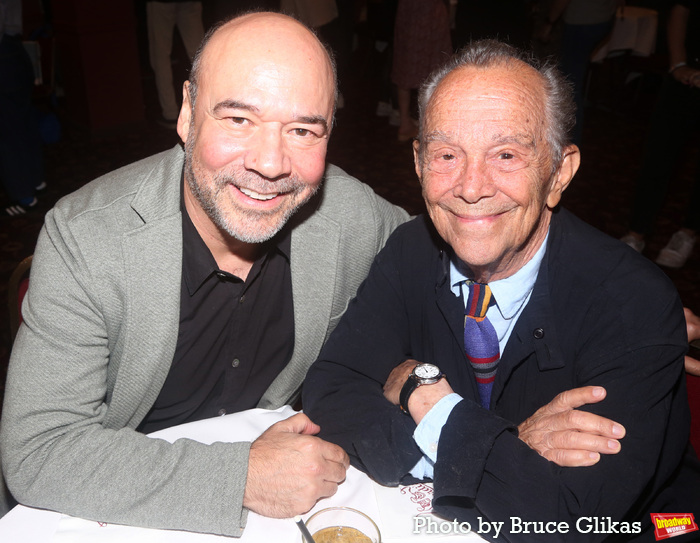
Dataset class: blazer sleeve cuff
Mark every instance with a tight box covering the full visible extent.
[432,399,517,500]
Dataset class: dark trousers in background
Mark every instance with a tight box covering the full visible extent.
[630,75,700,235]
[0,34,43,203]
[559,21,613,146]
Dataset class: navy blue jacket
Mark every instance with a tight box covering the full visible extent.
[304,209,700,542]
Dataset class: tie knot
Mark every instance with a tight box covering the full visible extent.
[465,281,492,320]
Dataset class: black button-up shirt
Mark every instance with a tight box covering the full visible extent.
[138,197,294,434]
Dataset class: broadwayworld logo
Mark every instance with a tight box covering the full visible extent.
[650,513,698,540]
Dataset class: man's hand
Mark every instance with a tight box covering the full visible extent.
[383,359,454,424]
[383,359,420,406]
[243,413,349,518]
[518,386,626,467]
[685,307,700,376]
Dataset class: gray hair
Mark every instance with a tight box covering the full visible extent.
[417,40,575,171]
[186,11,339,127]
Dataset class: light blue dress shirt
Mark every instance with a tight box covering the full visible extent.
[409,232,549,478]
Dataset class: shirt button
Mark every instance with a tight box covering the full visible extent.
[533,328,545,339]
[239,294,246,304]
[429,443,438,453]
[218,409,226,416]
[232,358,240,368]
[216,272,226,278]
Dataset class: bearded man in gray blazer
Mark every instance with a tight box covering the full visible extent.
[0,12,408,536]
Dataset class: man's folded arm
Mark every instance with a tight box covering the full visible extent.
[431,341,688,541]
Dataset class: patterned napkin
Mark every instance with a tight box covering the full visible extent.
[373,481,484,541]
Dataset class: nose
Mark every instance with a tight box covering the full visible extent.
[454,157,496,203]
[243,126,292,180]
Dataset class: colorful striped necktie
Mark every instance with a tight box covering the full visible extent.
[463,281,499,409]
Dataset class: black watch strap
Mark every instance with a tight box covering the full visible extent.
[399,376,418,415]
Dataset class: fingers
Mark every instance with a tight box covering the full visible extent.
[545,387,625,436]
[270,413,321,436]
[545,449,600,468]
[547,386,607,413]
[685,307,700,342]
[556,407,626,439]
[383,359,420,405]
[518,386,626,467]
[321,451,350,483]
[520,420,623,468]
[245,431,349,518]
[320,440,351,469]
[685,355,700,377]
[541,429,621,467]
[542,427,621,456]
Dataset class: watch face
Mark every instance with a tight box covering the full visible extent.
[414,363,440,380]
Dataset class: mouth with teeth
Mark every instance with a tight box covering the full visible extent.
[238,186,280,201]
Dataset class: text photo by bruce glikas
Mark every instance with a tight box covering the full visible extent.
[412,514,700,540]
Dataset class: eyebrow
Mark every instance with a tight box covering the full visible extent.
[212,100,329,132]
[422,131,536,150]
[422,130,452,144]
[491,134,537,149]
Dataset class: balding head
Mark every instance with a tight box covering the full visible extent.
[188,12,337,123]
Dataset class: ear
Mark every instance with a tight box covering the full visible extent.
[177,81,193,144]
[413,139,422,181]
[546,144,580,209]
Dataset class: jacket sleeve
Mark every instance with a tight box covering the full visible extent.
[304,229,424,483]
[431,278,691,541]
[0,208,251,537]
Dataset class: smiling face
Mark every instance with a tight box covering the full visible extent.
[177,13,335,244]
[415,61,579,282]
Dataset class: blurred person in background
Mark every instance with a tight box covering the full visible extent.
[620,0,699,269]
[391,0,452,142]
[146,0,204,128]
[0,0,44,215]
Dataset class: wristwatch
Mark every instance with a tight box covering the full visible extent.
[399,363,445,415]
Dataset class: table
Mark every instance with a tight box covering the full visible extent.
[591,6,658,62]
[0,406,484,542]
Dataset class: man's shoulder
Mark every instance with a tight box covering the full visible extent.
[294,163,409,237]
[548,209,684,339]
[552,209,673,291]
[385,214,444,250]
[51,146,183,226]
[318,164,403,215]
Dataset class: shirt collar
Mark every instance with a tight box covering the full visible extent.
[180,180,291,296]
[449,231,549,319]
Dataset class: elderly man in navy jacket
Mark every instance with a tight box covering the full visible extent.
[304,40,699,542]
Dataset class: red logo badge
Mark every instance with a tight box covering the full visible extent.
[650,514,698,540]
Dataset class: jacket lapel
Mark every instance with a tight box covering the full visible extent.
[104,147,184,428]
[258,196,341,408]
[491,221,565,406]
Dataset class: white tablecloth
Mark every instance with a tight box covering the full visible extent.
[0,407,484,542]
[591,6,658,62]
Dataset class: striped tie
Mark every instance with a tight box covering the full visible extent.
[463,281,499,409]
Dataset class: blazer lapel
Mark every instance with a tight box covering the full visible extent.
[258,201,341,408]
[103,147,184,428]
[491,236,564,407]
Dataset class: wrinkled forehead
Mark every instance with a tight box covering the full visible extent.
[426,61,549,138]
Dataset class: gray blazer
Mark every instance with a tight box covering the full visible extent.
[0,146,408,535]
